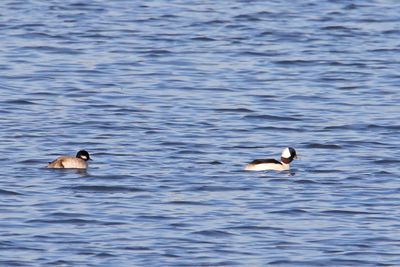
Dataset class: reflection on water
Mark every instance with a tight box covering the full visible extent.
[46,168,89,176]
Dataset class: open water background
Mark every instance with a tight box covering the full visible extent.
[1,0,399,266]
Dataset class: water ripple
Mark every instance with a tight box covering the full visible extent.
[60,185,145,193]
[191,230,235,238]
[0,189,23,196]
[244,114,303,121]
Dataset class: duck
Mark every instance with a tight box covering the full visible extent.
[245,147,297,171]
[47,150,92,169]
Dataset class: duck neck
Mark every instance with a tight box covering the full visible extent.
[281,157,292,165]
[279,160,290,170]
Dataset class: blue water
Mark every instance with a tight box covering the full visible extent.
[1,1,400,266]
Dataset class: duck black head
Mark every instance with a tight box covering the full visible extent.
[280,147,297,164]
[76,150,91,161]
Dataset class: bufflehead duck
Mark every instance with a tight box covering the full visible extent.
[47,150,92,169]
[245,147,297,171]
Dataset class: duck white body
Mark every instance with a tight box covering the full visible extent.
[245,161,290,171]
[245,147,297,171]
[47,150,91,169]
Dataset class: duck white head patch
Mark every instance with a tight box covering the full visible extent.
[281,147,291,158]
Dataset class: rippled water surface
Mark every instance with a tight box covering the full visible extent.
[1,1,400,266]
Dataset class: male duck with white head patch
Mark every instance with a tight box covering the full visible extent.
[47,150,92,169]
[245,147,297,171]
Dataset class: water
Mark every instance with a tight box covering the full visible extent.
[1,0,399,266]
